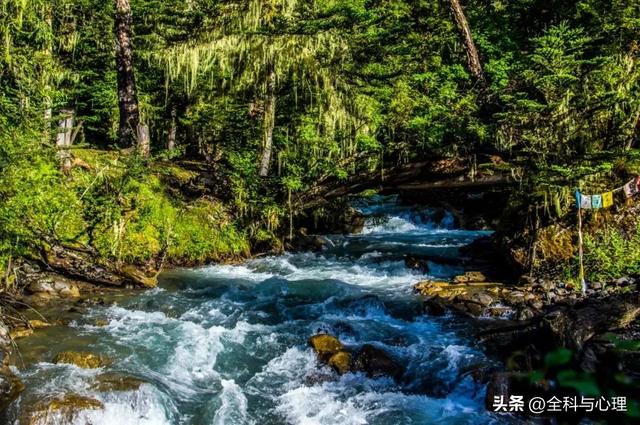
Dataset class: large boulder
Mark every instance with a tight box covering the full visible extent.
[308,335,402,379]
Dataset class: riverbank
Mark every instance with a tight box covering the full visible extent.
[415,271,640,418]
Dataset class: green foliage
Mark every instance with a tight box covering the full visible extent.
[71,150,250,265]
[0,127,86,272]
[581,223,640,281]
[1,0,640,286]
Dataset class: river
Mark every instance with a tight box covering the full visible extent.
[6,196,504,424]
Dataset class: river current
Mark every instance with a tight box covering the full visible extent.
[7,196,504,424]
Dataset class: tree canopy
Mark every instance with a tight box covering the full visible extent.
[1,0,639,277]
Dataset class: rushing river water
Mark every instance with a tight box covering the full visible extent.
[7,196,504,424]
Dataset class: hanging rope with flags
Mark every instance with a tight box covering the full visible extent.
[574,176,640,295]
[575,176,640,210]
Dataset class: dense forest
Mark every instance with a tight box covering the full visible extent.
[0,1,639,422]
[1,0,638,281]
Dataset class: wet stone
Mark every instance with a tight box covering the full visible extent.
[52,351,110,369]
[9,328,33,340]
[24,394,103,425]
[92,373,145,392]
[453,271,487,284]
[328,351,352,375]
[309,334,344,362]
[353,344,402,379]
[28,320,50,330]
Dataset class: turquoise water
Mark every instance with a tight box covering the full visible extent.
[7,196,503,424]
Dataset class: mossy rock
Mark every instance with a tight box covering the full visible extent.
[328,351,352,375]
[453,271,487,283]
[308,334,344,361]
[53,351,110,369]
[25,394,103,424]
[92,373,145,392]
[28,320,51,330]
[9,328,34,340]
[119,265,158,288]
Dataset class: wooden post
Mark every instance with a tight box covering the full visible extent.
[56,108,75,172]
[167,106,177,151]
[137,123,151,157]
[577,201,587,296]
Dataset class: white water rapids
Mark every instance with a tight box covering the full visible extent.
[6,196,506,424]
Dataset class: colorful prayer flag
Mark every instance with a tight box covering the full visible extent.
[575,191,582,209]
[602,191,614,208]
[623,179,638,198]
[592,194,603,209]
[580,194,592,209]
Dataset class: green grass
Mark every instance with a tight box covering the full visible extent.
[1,143,253,287]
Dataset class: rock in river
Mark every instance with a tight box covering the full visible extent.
[23,394,103,425]
[353,344,402,379]
[328,351,353,375]
[92,372,145,392]
[309,334,345,362]
[53,351,110,369]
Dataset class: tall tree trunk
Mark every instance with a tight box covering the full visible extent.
[114,0,141,149]
[448,0,485,86]
[259,69,276,177]
[56,108,75,173]
[43,10,53,142]
[167,106,177,151]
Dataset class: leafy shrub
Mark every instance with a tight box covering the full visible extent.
[581,224,640,281]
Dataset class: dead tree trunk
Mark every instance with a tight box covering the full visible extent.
[259,69,276,177]
[167,106,177,151]
[56,108,75,173]
[114,0,141,149]
[448,0,485,86]
[137,123,150,157]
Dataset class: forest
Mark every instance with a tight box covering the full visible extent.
[1,0,639,277]
[0,0,639,423]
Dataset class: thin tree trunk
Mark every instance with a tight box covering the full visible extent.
[448,0,485,86]
[114,0,141,148]
[259,69,276,177]
[167,106,177,151]
[56,108,75,173]
[43,11,53,142]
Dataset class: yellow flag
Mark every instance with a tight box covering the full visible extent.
[602,191,614,208]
